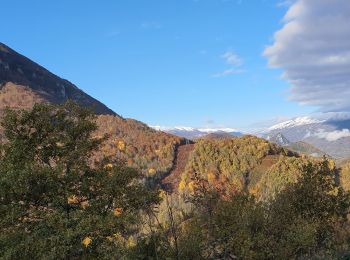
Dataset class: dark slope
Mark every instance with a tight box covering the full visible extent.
[0,42,184,180]
[0,42,115,115]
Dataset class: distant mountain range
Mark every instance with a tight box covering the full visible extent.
[262,116,350,159]
[151,126,243,140]
[152,115,350,159]
[266,132,327,158]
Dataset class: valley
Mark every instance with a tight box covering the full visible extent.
[2,40,350,259]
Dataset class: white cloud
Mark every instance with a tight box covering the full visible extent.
[315,129,350,141]
[212,68,245,78]
[213,50,244,77]
[221,51,242,66]
[264,0,350,112]
[276,0,294,8]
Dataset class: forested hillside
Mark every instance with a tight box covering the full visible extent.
[177,136,319,200]
[0,43,183,181]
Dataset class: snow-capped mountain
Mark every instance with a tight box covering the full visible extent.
[151,126,242,140]
[267,117,324,131]
[266,132,291,146]
[262,116,350,158]
[265,132,327,157]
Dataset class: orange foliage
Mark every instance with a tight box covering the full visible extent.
[113,207,123,217]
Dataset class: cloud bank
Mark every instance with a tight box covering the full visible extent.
[264,0,350,112]
[315,129,350,142]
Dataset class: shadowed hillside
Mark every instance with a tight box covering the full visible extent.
[0,42,115,115]
[0,43,183,179]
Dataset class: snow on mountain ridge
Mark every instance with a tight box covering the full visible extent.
[151,126,196,132]
[197,127,240,133]
[268,116,324,131]
[150,126,240,133]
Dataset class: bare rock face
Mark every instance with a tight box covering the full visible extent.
[0,42,116,115]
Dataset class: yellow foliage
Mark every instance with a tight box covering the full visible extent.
[93,115,182,179]
[67,195,78,204]
[188,181,195,192]
[113,207,123,217]
[207,172,216,183]
[56,142,64,147]
[159,189,167,199]
[104,163,113,169]
[340,162,350,191]
[178,180,186,191]
[117,140,126,151]
[180,136,297,199]
[81,200,89,209]
[113,233,124,242]
[106,236,113,242]
[127,236,136,248]
[249,186,259,196]
[148,168,156,175]
[328,160,336,170]
[82,236,92,247]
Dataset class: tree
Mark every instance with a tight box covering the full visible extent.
[0,102,160,259]
[180,160,350,259]
[266,160,350,258]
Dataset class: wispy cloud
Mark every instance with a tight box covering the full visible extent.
[221,51,242,66]
[276,0,294,8]
[212,68,245,78]
[212,50,245,77]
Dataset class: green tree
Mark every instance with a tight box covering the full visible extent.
[267,160,350,258]
[0,102,160,259]
[181,160,350,259]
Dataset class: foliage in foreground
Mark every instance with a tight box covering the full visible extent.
[0,102,159,259]
[140,161,350,259]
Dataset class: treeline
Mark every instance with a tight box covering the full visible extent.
[1,103,350,259]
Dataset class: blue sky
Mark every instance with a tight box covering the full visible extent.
[1,0,320,129]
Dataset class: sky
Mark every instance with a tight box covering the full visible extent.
[2,0,349,130]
